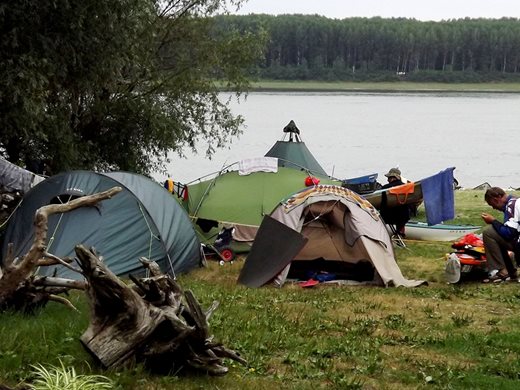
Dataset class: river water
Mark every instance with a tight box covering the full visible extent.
[159,91,520,189]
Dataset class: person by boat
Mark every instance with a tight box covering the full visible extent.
[379,167,412,237]
[382,167,404,189]
[481,187,519,282]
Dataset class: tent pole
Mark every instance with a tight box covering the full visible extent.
[192,160,232,218]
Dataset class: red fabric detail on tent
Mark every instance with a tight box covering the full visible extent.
[305,176,320,187]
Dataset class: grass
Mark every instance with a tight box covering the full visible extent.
[246,80,520,93]
[2,190,520,389]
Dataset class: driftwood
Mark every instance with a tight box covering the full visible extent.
[0,187,122,312]
[76,246,246,375]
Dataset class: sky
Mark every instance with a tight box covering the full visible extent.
[234,0,520,21]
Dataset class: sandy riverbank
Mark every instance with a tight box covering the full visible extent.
[246,80,520,93]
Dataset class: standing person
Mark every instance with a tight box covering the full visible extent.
[481,187,519,282]
[380,167,410,237]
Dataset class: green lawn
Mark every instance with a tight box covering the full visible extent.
[1,190,520,389]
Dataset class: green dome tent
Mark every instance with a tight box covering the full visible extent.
[188,167,338,228]
[1,171,201,278]
[186,165,340,242]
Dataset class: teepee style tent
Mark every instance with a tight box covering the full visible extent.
[1,171,202,278]
[238,185,425,288]
[264,120,328,176]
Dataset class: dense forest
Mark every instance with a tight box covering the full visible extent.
[215,15,520,82]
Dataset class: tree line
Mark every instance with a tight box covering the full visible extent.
[215,15,520,82]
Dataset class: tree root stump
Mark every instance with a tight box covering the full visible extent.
[0,187,121,312]
[76,245,246,376]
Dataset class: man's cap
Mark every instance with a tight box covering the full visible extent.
[384,167,401,179]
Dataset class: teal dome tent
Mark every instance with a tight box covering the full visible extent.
[1,171,201,279]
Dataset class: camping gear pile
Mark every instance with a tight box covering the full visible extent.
[202,226,236,264]
[445,233,487,283]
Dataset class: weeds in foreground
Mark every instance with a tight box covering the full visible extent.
[451,312,474,327]
[26,360,113,390]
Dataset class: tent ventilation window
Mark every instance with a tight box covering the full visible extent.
[50,194,82,204]
[302,200,340,227]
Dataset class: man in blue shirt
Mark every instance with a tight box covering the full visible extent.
[481,187,519,282]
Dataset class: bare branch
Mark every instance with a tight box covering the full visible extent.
[205,300,219,321]
[48,294,79,312]
[41,252,81,274]
[19,186,122,283]
[139,257,163,277]
[2,243,15,272]
[33,276,86,290]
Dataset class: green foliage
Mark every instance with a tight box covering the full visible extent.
[0,1,266,174]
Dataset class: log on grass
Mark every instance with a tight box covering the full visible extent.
[76,245,166,368]
[76,246,246,375]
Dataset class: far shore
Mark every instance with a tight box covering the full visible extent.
[245,80,520,93]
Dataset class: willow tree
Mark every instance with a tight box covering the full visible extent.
[0,0,265,174]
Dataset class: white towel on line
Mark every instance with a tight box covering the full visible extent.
[238,157,278,176]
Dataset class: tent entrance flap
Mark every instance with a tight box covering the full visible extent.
[238,215,308,288]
